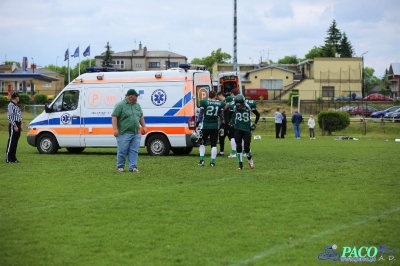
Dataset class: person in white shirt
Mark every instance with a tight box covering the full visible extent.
[274,108,283,138]
[308,115,316,139]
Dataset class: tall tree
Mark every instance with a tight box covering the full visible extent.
[101,42,114,67]
[339,32,354,58]
[190,48,231,73]
[320,42,336,57]
[324,20,342,55]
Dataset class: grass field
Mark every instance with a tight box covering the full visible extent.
[1,123,399,265]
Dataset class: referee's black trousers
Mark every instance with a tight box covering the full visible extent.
[6,123,21,163]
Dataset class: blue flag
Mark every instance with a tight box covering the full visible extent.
[71,47,79,57]
[64,49,69,61]
[83,45,90,57]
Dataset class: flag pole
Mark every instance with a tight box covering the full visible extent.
[68,44,70,83]
[78,44,81,76]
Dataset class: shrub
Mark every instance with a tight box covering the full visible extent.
[287,91,299,105]
[317,111,350,135]
[18,93,32,105]
[316,97,323,104]
[0,96,7,109]
[259,95,264,103]
[34,94,48,104]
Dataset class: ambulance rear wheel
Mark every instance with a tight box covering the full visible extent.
[37,133,58,154]
[147,134,170,156]
[171,147,193,155]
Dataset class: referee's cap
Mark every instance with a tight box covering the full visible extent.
[11,92,19,98]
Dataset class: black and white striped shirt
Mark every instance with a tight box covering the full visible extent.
[7,101,22,126]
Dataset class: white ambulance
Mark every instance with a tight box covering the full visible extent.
[27,65,212,155]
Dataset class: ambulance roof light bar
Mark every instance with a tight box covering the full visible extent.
[179,64,207,70]
[86,67,117,73]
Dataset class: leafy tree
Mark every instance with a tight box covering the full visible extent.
[363,67,381,94]
[305,46,323,59]
[101,42,114,67]
[190,48,231,73]
[3,60,21,67]
[339,32,354,58]
[277,55,300,64]
[317,111,350,135]
[71,59,96,78]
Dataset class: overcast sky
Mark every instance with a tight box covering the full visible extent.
[1,0,399,77]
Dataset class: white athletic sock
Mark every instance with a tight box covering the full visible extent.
[211,147,217,159]
[199,145,205,156]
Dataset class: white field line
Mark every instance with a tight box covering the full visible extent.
[6,175,245,213]
[230,207,400,266]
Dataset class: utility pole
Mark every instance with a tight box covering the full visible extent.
[361,51,368,97]
[232,0,237,71]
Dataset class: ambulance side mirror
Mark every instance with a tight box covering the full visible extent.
[45,103,53,113]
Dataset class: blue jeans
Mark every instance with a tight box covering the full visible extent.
[116,133,141,170]
[293,123,300,138]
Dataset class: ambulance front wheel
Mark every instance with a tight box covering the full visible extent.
[37,133,59,154]
[146,134,171,156]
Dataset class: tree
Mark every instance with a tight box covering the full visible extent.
[324,20,342,55]
[277,55,300,64]
[363,67,381,94]
[101,42,114,67]
[305,46,323,59]
[317,111,350,135]
[320,42,336,57]
[3,60,21,67]
[339,32,354,58]
[190,48,231,73]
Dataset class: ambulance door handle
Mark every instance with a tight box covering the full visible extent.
[72,115,80,118]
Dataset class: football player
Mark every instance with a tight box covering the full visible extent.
[228,94,260,170]
[196,90,226,167]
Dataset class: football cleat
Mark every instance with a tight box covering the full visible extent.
[198,160,205,166]
[210,162,215,167]
[228,153,236,158]
[236,167,243,171]
[248,159,254,169]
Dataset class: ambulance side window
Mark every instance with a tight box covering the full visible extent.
[196,86,210,107]
[53,90,80,112]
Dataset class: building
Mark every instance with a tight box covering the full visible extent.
[212,57,363,101]
[385,63,400,98]
[11,67,64,96]
[94,42,187,71]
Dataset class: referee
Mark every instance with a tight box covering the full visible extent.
[6,92,22,163]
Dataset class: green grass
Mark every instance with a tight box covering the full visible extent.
[1,128,399,266]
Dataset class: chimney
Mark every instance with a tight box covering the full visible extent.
[139,41,142,50]
[144,46,147,56]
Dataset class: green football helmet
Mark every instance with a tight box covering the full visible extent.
[234,94,245,104]
[190,129,203,145]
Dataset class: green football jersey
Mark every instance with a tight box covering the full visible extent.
[228,97,236,124]
[199,99,225,129]
[233,102,252,132]
[246,99,257,110]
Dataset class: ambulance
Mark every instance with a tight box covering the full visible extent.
[217,71,243,96]
[27,65,212,156]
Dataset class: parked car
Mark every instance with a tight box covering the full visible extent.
[363,93,393,101]
[383,111,400,122]
[336,106,354,111]
[370,106,400,118]
[334,93,362,101]
[348,106,377,116]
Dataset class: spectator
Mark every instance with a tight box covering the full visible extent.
[291,109,303,139]
[112,89,147,173]
[274,108,283,138]
[281,110,287,138]
[308,115,316,139]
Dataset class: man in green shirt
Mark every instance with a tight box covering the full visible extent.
[112,89,147,173]
[196,90,225,167]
